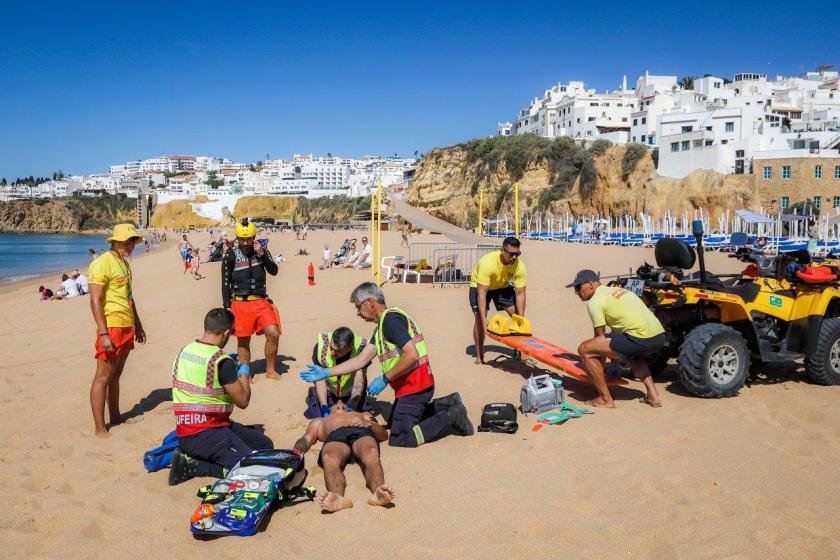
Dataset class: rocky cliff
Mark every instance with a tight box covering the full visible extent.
[406,139,758,227]
[0,196,136,232]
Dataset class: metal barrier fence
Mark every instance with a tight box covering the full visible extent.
[404,242,500,286]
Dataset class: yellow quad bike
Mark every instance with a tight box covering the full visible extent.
[610,222,840,398]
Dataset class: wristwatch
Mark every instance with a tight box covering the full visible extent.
[99,332,109,336]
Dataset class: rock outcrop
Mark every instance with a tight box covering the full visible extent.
[0,196,136,232]
[406,143,758,227]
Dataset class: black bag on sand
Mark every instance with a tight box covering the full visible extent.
[477,403,518,434]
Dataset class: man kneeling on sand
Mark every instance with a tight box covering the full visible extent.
[294,401,394,513]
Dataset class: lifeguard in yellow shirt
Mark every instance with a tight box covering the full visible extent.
[470,237,527,364]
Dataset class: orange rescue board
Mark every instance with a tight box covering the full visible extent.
[487,332,628,386]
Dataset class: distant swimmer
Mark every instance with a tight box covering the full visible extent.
[300,282,473,448]
[470,237,527,364]
[569,269,665,408]
[168,308,273,485]
[88,224,147,438]
[294,401,393,513]
[222,218,282,379]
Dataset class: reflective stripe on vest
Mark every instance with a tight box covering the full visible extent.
[374,307,429,374]
[316,332,364,397]
[172,341,234,435]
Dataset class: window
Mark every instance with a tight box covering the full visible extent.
[681,126,692,133]
[621,117,627,122]
[681,140,690,151]
[763,166,772,179]
[725,122,734,132]
[641,135,647,143]
[706,126,712,131]
[705,140,713,146]
[835,166,840,179]
[632,137,636,143]
[782,165,791,179]
[736,150,745,158]
[633,118,638,126]
[648,136,655,145]
[834,196,840,208]
[814,196,821,209]
[815,165,822,179]
[781,196,789,209]
[642,117,647,124]
[714,82,721,88]
[670,142,679,152]
[721,140,728,144]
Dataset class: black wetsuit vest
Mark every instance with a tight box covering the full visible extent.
[221,245,278,308]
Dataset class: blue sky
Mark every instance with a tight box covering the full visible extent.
[0,0,837,180]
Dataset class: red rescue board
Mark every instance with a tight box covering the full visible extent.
[487,332,628,386]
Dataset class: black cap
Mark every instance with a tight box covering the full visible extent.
[566,269,599,288]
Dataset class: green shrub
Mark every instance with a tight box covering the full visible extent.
[588,139,612,156]
[621,143,648,180]
[579,155,597,198]
[495,184,511,210]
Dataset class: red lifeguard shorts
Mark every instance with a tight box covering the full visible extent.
[95,326,135,361]
[231,299,282,337]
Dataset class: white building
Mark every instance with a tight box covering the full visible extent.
[497,122,513,136]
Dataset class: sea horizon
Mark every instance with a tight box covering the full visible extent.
[0,232,111,285]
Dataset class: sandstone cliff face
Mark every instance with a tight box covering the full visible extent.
[0,198,136,232]
[406,144,758,227]
[149,200,218,229]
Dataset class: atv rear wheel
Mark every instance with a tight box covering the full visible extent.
[678,323,750,398]
[805,318,840,385]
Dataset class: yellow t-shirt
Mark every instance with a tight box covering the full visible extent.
[88,252,135,328]
[586,285,664,339]
[470,250,527,290]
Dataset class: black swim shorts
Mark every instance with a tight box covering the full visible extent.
[469,286,515,313]
[609,332,666,362]
[318,426,378,467]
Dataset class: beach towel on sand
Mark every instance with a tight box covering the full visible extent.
[143,430,179,473]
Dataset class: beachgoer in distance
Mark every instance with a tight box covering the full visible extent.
[38,285,54,300]
[470,237,527,364]
[807,220,819,256]
[294,401,393,513]
[222,218,282,380]
[169,308,273,485]
[305,326,371,418]
[192,248,205,280]
[88,248,96,261]
[88,224,147,438]
[184,248,194,274]
[322,243,331,269]
[354,237,373,269]
[570,269,665,408]
[73,269,89,295]
[400,223,411,247]
[300,282,473,447]
[54,273,81,299]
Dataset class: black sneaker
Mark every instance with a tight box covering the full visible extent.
[447,401,475,436]
[433,392,463,414]
[168,447,198,486]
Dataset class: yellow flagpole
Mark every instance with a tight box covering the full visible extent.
[514,182,520,238]
[375,178,382,284]
[478,186,484,236]
[370,189,375,278]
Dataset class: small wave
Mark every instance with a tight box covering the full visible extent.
[0,273,40,285]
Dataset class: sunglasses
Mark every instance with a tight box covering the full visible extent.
[504,249,521,258]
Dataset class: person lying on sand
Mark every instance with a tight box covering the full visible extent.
[294,401,394,513]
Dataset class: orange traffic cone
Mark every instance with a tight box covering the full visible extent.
[308,262,315,286]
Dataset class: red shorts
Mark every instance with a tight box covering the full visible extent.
[231,299,282,337]
[95,326,135,361]
[185,261,192,270]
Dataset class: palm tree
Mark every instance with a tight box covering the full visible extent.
[679,76,696,90]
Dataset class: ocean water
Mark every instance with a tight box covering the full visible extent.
[0,233,111,284]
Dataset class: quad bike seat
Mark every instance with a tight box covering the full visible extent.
[717,282,761,303]
[795,266,838,284]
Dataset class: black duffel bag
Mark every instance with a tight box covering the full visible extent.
[477,403,518,434]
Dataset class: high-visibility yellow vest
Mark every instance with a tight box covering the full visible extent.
[172,341,234,437]
[374,307,433,397]
[315,332,365,397]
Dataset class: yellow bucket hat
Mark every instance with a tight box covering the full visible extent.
[107,223,145,243]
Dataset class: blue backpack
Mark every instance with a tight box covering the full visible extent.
[143,430,179,473]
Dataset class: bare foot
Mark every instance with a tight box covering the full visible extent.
[367,485,395,507]
[474,357,484,365]
[638,397,662,408]
[265,371,281,380]
[94,428,111,439]
[316,491,353,513]
[586,398,616,409]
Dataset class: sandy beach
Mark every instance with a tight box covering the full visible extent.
[1,229,839,559]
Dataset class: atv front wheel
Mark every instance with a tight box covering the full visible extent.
[805,318,840,385]
[678,324,750,398]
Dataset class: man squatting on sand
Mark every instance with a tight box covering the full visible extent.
[571,269,665,408]
[300,282,474,448]
[294,401,394,513]
[88,224,147,438]
[222,218,282,379]
[168,308,273,485]
[470,236,526,364]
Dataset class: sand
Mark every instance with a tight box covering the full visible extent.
[1,229,839,559]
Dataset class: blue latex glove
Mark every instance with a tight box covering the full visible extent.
[320,404,330,417]
[367,376,388,396]
[299,364,330,382]
[237,364,251,378]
